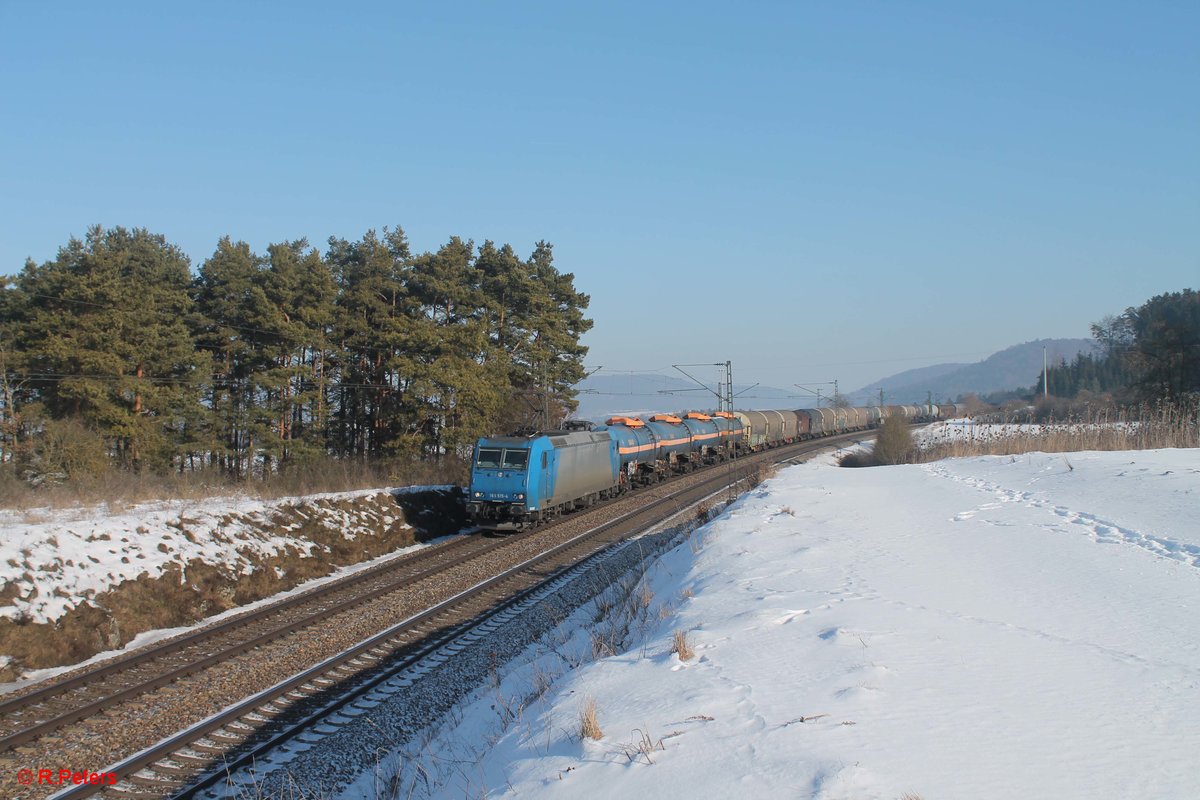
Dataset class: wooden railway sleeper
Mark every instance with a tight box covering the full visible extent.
[127,771,185,789]
[169,752,213,766]
[109,786,179,799]
[146,761,192,776]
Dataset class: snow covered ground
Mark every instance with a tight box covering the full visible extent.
[918,417,1139,444]
[390,448,1200,800]
[0,486,446,624]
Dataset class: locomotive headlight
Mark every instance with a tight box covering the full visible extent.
[474,491,482,498]
[517,493,525,500]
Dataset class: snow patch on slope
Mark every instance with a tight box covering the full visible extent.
[0,487,441,624]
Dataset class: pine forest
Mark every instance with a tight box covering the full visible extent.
[0,225,592,488]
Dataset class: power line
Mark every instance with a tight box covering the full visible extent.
[7,290,475,360]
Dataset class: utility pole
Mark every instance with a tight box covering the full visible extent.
[879,388,884,407]
[669,362,737,412]
[1043,346,1049,399]
[723,360,733,413]
[794,381,836,408]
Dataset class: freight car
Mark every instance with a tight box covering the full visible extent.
[466,403,966,529]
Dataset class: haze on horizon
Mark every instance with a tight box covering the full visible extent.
[1,2,1195,392]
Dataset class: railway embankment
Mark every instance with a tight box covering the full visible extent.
[0,487,463,682]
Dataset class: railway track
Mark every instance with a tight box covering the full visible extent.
[8,432,870,799]
[0,530,495,752]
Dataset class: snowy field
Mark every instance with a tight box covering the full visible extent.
[918,418,1139,444]
[392,448,1199,800]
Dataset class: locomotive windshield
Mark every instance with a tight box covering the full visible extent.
[475,447,528,470]
[476,448,503,469]
[501,449,529,469]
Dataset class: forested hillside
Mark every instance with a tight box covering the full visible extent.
[1037,289,1200,405]
[0,225,591,487]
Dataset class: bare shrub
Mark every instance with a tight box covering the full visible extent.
[579,697,603,740]
[838,450,877,468]
[694,501,711,522]
[671,629,694,661]
[19,417,110,487]
[873,416,915,465]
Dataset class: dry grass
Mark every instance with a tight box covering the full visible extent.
[0,456,464,511]
[671,629,694,661]
[579,696,603,740]
[916,406,1197,462]
[619,728,665,764]
[636,583,654,611]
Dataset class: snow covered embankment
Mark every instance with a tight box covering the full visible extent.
[0,487,461,681]
[405,449,1199,800]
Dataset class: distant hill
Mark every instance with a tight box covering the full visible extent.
[572,338,1097,419]
[846,338,1097,404]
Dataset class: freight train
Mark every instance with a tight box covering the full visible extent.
[465,403,965,529]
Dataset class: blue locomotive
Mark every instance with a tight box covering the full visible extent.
[465,404,964,529]
[465,429,620,529]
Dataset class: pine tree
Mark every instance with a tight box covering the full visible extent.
[193,237,263,477]
[328,228,417,459]
[509,241,592,428]
[1126,289,1200,403]
[407,236,502,458]
[256,240,336,471]
[13,226,208,472]
[0,277,30,466]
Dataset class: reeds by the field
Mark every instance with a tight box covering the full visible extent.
[915,405,1198,461]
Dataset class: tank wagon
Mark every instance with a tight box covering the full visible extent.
[467,402,962,529]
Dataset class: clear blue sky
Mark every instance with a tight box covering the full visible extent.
[2,1,1196,392]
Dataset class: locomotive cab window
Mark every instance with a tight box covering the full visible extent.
[476,448,503,469]
[501,449,529,469]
